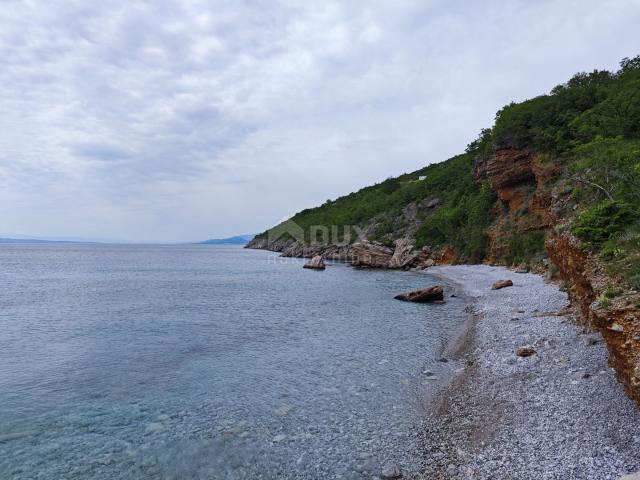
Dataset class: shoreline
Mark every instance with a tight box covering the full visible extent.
[413,265,640,480]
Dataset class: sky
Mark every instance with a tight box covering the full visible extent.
[1,0,639,242]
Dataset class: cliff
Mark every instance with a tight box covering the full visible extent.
[247,56,640,406]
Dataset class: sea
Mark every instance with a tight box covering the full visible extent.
[0,244,467,479]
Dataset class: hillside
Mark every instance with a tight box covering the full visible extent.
[248,56,640,407]
[249,55,640,279]
[199,234,254,245]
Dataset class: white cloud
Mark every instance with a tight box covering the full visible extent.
[0,0,639,241]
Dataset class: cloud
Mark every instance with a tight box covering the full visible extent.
[71,142,131,162]
[0,0,639,241]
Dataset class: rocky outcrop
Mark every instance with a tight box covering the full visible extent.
[474,148,561,263]
[394,285,444,303]
[303,255,326,270]
[350,242,394,268]
[351,239,435,269]
[388,238,415,268]
[474,148,537,190]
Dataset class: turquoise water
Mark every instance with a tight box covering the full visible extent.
[0,244,466,479]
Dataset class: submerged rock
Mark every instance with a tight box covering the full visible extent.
[492,279,514,290]
[380,462,402,479]
[394,285,444,303]
[303,255,326,270]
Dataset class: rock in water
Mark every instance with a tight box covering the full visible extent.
[303,255,326,270]
[492,279,514,290]
[516,346,536,357]
[394,285,444,303]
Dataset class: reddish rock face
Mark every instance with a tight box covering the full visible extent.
[547,232,640,406]
[474,148,536,190]
[474,148,561,263]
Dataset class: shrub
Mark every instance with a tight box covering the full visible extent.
[571,200,636,244]
[504,231,546,266]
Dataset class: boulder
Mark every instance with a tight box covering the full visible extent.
[388,238,416,269]
[394,285,444,303]
[303,255,326,270]
[492,279,514,290]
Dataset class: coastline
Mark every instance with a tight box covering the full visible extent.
[412,265,640,480]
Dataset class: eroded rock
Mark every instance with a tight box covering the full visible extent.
[350,242,394,268]
[394,285,444,303]
[492,279,514,290]
[303,255,326,270]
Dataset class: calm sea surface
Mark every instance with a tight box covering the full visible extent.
[0,244,466,479]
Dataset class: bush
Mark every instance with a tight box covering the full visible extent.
[571,200,636,244]
[504,231,546,265]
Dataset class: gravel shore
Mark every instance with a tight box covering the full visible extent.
[412,265,640,480]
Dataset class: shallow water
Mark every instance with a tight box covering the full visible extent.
[0,244,466,479]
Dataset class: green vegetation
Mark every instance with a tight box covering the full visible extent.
[256,56,640,281]
[571,200,636,245]
[505,231,547,266]
[256,149,498,263]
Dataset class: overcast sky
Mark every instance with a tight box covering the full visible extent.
[1,0,639,242]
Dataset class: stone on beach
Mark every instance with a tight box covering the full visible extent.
[303,255,326,270]
[394,285,444,303]
[492,279,514,290]
[516,346,537,357]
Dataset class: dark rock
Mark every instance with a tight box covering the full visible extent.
[582,334,601,346]
[492,279,514,290]
[303,255,325,270]
[422,197,440,209]
[394,285,444,303]
[515,268,529,274]
[516,346,537,357]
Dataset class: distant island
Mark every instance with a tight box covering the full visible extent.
[198,234,255,245]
